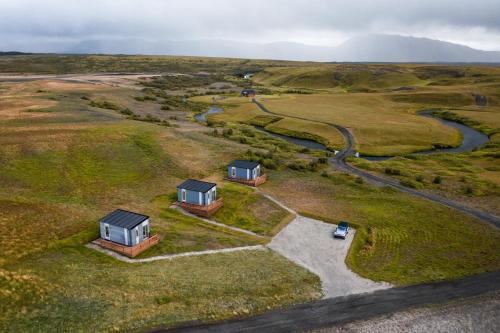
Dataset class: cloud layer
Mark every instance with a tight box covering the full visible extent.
[1,0,500,51]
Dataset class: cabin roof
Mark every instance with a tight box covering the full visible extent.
[228,160,260,169]
[100,209,149,230]
[177,179,216,193]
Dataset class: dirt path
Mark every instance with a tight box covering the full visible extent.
[86,243,265,263]
[170,204,267,238]
[268,215,391,298]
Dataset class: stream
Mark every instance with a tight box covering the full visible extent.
[362,110,490,161]
[197,106,490,160]
[194,106,223,122]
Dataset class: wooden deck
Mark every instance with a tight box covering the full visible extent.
[175,198,223,217]
[92,234,159,258]
[224,174,267,187]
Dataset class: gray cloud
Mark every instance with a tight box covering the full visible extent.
[1,0,500,51]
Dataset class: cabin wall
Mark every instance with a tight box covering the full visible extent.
[177,187,217,206]
[100,222,127,245]
[128,219,150,246]
[228,167,252,180]
[178,188,203,205]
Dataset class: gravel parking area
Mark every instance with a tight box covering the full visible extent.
[309,290,500,333]
[267,215,391,298]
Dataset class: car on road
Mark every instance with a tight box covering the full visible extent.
[334,221,349,239]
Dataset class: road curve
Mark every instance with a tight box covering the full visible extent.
[148,270,500,333]
[252,99,500,228]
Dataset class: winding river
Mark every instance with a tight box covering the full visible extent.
[194,106,224,122]
[196,106,490,160]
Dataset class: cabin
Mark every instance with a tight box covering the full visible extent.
[94,209,159,257]
[176,179,223,217]
[240,89,256,97]
[225,160,267,186]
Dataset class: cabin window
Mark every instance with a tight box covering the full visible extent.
[104,224,110,239]
[142,224,149,238]
[212,188,216,200]
[207,190,211,203]
[231,167,236,177]
[181,189,186,202]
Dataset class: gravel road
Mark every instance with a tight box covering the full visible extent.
[309,290,500,333]
[153,271,500,333]
[268,215,391,298]
[253,99,500,228]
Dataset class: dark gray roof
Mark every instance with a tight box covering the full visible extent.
[229,160,260,169]
[177,179,216,193]
[100,209,149,230]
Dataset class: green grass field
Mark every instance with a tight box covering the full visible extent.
[1,58,500,332]
[0,79,322,331]
[213,182,294,236]
[1,248,320,333]
[262,170,500,285]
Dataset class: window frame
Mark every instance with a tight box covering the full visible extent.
[104,224,110,239]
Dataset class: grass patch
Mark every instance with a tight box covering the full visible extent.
[2,248,320,332]
[212,182,294,236]
[136,207,266,258]
[265,117,344,150]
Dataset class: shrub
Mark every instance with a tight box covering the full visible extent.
[89,100,120,110]
[355,177,364,184]
[119,108,134,116]
[241,128,255,137]
[385,168,401,175]
[212,129,219,137]
[400,179,419,189]
[161,105,171,110]
[415,175,424,183]
[318,157,328,164]
[222,128,233,137]
[433,176,442,184]
[464,186,474,195]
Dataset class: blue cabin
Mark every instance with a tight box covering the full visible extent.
[228,160,261,180]
[99,209,150,247]
[177,179,217,206]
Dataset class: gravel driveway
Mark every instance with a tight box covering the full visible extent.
[267,215,391,298]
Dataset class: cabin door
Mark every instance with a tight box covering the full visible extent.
[207,191,211,205]
[135,228,139,244]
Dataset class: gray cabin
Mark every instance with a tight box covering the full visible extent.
[177,179,217,206]
[228,160,261,180]
[100,209,150,247]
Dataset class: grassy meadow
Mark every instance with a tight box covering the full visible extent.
[1,56,500,331]
[213,182,295,236]
[0,79,322,332]
[261,170,500,285]
[258,93,463,156]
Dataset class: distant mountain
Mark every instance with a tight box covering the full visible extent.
[332,34,500,63]
[3,34,500,63]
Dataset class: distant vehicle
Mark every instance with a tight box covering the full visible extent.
[334,221,349,239]
[241,89,256,97]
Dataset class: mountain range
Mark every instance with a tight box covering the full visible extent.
[4,34,500,63]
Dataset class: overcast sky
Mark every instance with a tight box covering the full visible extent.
[2,0,500,51]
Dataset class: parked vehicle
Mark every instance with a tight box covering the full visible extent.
[334,221,349,239]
